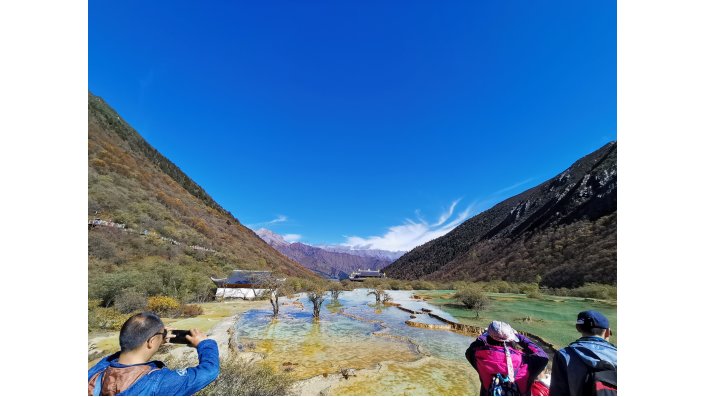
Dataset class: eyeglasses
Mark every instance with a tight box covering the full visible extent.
[152,329,168,340]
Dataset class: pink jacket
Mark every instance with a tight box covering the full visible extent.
[466,332,549,395]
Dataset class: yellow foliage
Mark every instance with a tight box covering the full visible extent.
[147,295,180,315]
[192,218,210,236]
[88,304,130,331]
[90,158,108,169]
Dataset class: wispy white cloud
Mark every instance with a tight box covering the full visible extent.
[492,178,535,196]
[432,198,461,227]
[282,234,302,243]
[267,215,288,225]
[247,214,289,228]
[341,199,475,252]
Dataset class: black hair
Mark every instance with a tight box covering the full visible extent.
[576,323,607,336]
[119,312,164,352]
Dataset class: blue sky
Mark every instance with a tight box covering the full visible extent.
[89,1,616,251]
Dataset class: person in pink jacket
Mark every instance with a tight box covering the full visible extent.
[465,321,549,395]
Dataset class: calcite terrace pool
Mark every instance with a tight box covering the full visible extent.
[234,289,481,395]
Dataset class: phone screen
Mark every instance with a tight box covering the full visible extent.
[169,330,191,344]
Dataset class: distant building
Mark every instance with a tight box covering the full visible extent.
[210,270,273,300]
[349,269,386,282]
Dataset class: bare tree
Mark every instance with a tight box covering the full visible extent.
[304,281,327,319]
[365,279,389,304]
[367,287,385,304]
[328,282,344,303]
[253,273,288,317]
[382,292,391,303]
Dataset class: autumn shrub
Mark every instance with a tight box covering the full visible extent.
[88,233,117,261]
[438,281,455,290]
[388,279,402,290]
[485,280,514,293]
[526,290,543,300]
[412,280,436,290]
[452,281,469,291]
[147,296,180,316]
[339,279,352,291]
[181,274,216,303]
[545,287,571,297]
[191,218,211,237]
[453,286,489,318]
[571,283,617,300]
[179,304,204,317]
[195,356,292,396]
[90,158,108,169]
[88,298,101,311]
[89,300,130,331]
[519,283,540,294]
[114,289,147,314]
[400,282,414,290]
[285,277,306,293]
[89,271,143,307]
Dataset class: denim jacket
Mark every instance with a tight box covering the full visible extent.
[549,336,617,396]
[87,339,219,396]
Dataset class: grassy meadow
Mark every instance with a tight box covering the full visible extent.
[415,290,617,348]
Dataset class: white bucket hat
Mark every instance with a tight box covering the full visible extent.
[487,320,520,343]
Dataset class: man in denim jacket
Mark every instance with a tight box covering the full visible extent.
[549,310,617,395]
[88,312,219,395]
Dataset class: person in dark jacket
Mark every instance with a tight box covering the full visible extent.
[549,310,617,396]
[88,312,220,396]
[465,320,549,395]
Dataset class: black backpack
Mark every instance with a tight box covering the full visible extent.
[584,360,617,396]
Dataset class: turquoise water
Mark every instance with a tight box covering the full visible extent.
[338,290,471,361]
[234,289,479,394]
[237,289,472,361]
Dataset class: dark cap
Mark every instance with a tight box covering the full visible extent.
[576,310,610,329]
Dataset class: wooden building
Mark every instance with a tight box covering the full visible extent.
[210,270,272,300]
[349,269,386,282]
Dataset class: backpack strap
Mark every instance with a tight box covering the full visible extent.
[93,371,105,396]
[88,365,161,396]
[502,342,515,382]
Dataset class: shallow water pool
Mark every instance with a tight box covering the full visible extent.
[234,289,480,395]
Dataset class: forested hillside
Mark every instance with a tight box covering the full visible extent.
[88,92,315,305]
[384,142,617,288]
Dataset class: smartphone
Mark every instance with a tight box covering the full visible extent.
[169,330,191,344]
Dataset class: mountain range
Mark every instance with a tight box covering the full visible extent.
[383,142,617,288]
[88,91,616,292]
[255,228,404,279]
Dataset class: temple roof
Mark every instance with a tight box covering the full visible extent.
[350,270,384,278]
[211,270,272,286]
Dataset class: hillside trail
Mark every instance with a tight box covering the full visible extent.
[89,219,218,254]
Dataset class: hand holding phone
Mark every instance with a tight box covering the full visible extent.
[167,329,207,347]
[168,329,191,344]
[185,329,207,348]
